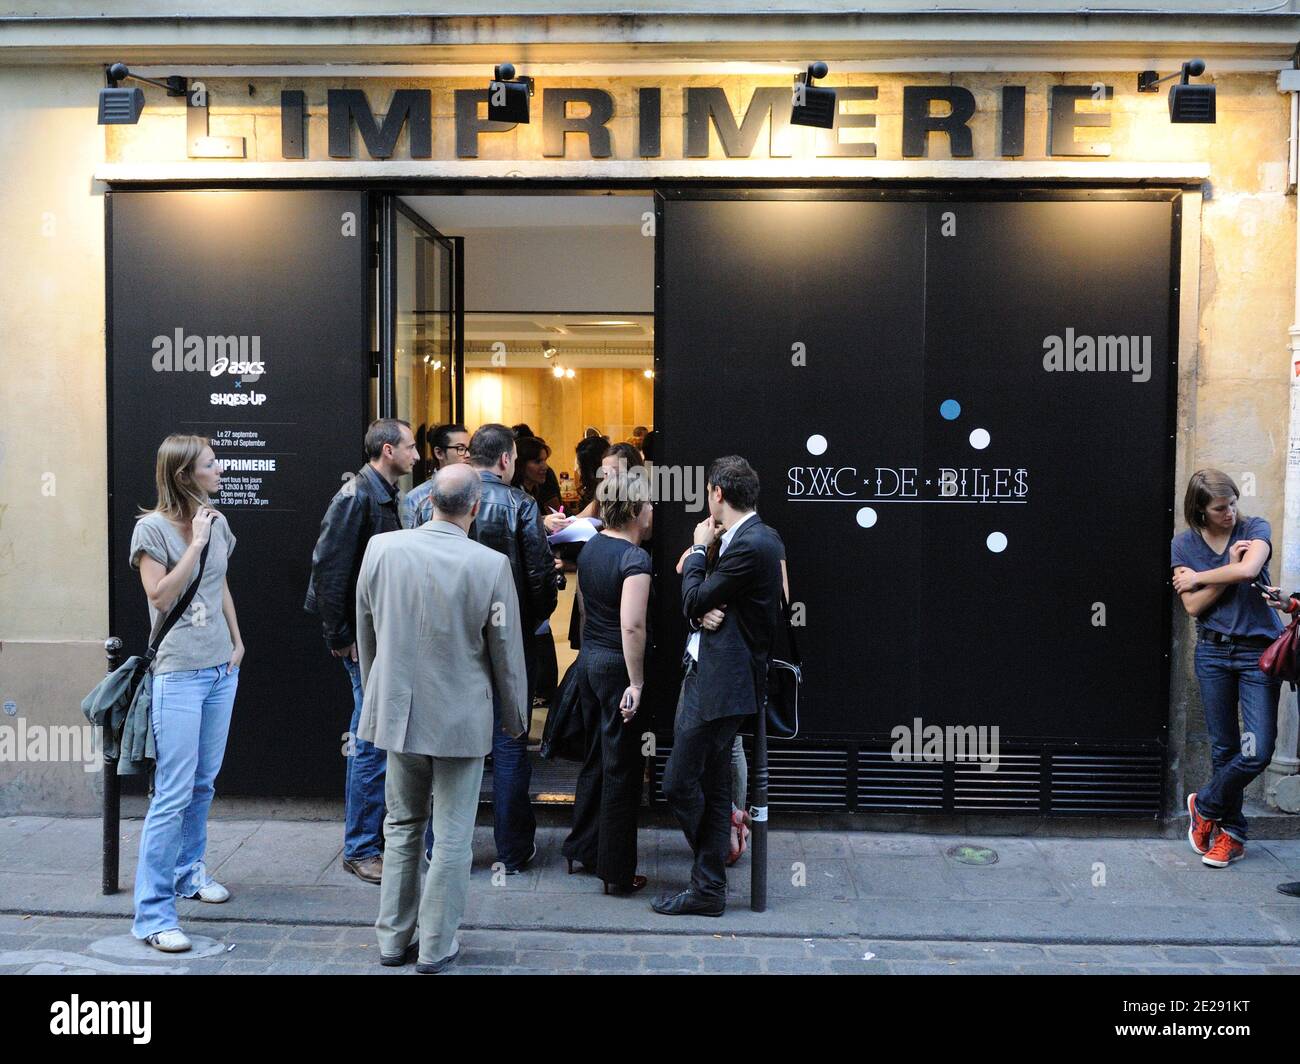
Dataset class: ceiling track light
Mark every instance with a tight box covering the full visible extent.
[791,61,835,129]
[1137,58,1216,124]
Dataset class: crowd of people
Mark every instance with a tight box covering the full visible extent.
[123,420,786,968]
[121,424,1300,966]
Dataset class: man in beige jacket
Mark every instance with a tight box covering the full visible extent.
[356,462,528,973]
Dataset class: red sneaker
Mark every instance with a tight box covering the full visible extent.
[1202,833,1245,868]
[1187,792,1215,855]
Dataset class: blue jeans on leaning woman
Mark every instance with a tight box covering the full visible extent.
[341,656,386,862]
[1193,640,1280,843]
[132,663,238,939]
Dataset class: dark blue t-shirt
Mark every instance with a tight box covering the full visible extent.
[1170,515,1283,639]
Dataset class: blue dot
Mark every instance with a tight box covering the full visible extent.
[940,399,961,421]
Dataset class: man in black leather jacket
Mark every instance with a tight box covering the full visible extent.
[305,418,418,883]
[468,423,559,872]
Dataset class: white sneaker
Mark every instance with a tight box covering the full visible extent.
[187,880,230,903]
[145,928,192,953]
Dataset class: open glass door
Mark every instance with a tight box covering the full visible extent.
[377,195,464,491]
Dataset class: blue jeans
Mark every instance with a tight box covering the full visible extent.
[1193,640,1280,842]
[342,656,386,861]
[492,690,535,868]
[132,663,238,939]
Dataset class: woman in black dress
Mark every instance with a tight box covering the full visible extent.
[561,468,654,894]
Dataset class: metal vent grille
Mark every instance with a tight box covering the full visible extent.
[857,747,944,811]
[653,744,852,811]
[952,752,1042,813]
[765,745,850,810]
[650,743,1162,818]
[1049,751,1163,817]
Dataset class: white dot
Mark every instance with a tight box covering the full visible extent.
[806,434,828,456]
[986,531,1008,553]
[856,507,878,528]
[969,428,991,450]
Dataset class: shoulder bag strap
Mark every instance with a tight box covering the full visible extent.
[146,538,212,661]
[780,591,802,666]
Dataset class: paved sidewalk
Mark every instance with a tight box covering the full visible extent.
[3,815,1300,965]
[3,914,1300,974]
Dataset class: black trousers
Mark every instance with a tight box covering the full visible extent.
[661,667,745,901]
[561,647,645,885]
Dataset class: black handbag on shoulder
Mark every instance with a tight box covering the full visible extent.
[739,593,803,741]
[763,595,803,740]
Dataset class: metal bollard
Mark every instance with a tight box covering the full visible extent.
[102,637,123,896]
[750,703,768,913]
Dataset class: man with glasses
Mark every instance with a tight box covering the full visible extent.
[405,424,471,529]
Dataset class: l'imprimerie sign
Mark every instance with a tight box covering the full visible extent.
[274,84,1117,160]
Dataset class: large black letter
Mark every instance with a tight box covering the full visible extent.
[328,89,431,159]
[1049,85,1111,157]
[639,88,661,158]
[816,86,878,158]
[454,89,518,158]
[902,86,976,158]
[281,90,306,159]
[542,89,614,158]
[684,86,792,158]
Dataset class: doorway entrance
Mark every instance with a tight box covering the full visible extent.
[385,191,656,767]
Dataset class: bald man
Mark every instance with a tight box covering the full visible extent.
[356,463,528,973]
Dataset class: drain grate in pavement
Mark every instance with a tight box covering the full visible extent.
[945,844,999,866]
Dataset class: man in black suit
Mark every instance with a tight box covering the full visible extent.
[655,456,785,917]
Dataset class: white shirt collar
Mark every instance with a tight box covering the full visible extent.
[719,510,758,553]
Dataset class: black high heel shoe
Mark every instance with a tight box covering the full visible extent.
[566,857,593,875]
[602,874,648,896]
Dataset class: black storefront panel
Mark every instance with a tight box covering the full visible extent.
[655,190,1176,814]
[108,189,370,796]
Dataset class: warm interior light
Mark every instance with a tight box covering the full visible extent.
[552,364,565,378]
[565,368,576,378]
[643,369,654,379]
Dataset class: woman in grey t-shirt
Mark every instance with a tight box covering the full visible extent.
[128,434,245,953]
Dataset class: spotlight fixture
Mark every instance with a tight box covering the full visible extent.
[98,62,187,125]
[1137,58,1215,124]
[790,62,835,129]
[488,63,534,124]
[542,343,557,359]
